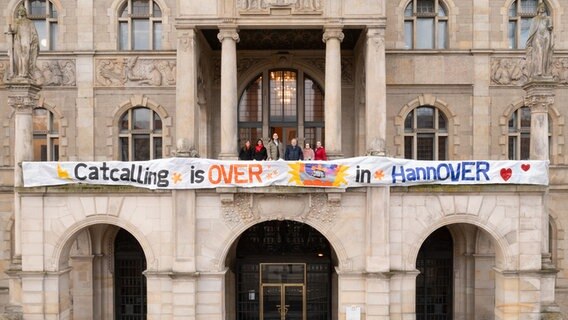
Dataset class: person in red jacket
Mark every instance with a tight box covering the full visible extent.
[314,141,327,160]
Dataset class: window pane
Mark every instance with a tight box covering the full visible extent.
[508,21,517,49]
[405,2,413,16]
[416,107,434,129]
[119,3,128,17]
[50,2,58,18]
[132,108,151,130]
[239,128,263,146]
[438,112,447,131]
[33,108,48,132]
[132,19,150,50]
[405,136,414,159]
[132,0,150,16]
[153,112,162,132]
[153,137,162,159]
[509,136,517,160]
[508,110,517,132]
[417,134,434,160]
[438,3,447,16]
[404,21,413,49]
[282,71,297,121]
[520,18,531,49]
[133,135,150,161]
[520,107,531,129]
[405,110,414,131]
[509,1,517,16]
[120,112,129,132]
[438,136,447,160]
[417,0,435,14]
[520,0,538,15]
[437,20,447,49]
[51,137,59,161]
[304,77,324,122]
[119,22,128,50]
[153,22,162,50]
[240,76,263,122]
[33,135,47,161]
[30,0,46,16]
[120,137,129,161]
[34,20,48,50]
[416,18,434,49]
[521,133,530,160]
[153,1,162,17]
[50,22,57,50]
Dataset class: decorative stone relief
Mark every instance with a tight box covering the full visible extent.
[237,57,266,76]
[0,61,8,83]
[221,194,256,228]
[95,57,176,87]
[303,57,325,75]
[491,57,568,86]
[341,57,354,84]
[305,193,339,224]
[238,0,323,14]
[33,59,76,86]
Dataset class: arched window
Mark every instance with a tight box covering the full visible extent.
[118,0,162,50]
[20,0,58,50]
[119,107,163,161]
[507,106,551,160]
[404,106,448,160]
[404,0,448,49]
[508,0,550,49]
[238,69,325,146]
[32,107,59,161]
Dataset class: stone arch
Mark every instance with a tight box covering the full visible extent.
[394,94,461,158]
[395,0,459,49]
[108,0,172,50]
[51,215,156,272]
[5,0,63,20]
[216,217,349,272]
[106,94,173,159]
[498,97,564,162]
[499,0,563,49]
[407,215,511,271]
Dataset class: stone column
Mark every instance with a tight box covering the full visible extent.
[523,79,555,161]
[323,26,344,159]
[176,27,199,152]
[217,26,239,159]
[365,26,387,155]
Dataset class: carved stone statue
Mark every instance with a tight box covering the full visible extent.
[526,2,554,79]
[7,5,40,81]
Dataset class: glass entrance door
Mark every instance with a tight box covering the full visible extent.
[261,284,305,320]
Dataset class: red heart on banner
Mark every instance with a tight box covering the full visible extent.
[500,168,512,181]
[521,164,531,171]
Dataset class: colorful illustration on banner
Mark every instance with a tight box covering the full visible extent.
[288,162,348,187]
[57,163,72,180]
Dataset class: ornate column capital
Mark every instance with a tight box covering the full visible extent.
[322,27,344,43]
[177,29,196,52]
[6,83,41,113]
[524,94,554,113]
[217,28,240,43]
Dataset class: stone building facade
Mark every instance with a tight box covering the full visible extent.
[0,0,567,319]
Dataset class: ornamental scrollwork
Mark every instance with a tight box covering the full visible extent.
[95,57,176,87]
[221,194,256,228]
[491,57,568,86]
[305,194,339,224]
[238,0,323,14]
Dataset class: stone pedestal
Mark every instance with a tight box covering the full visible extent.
[323,26,344,159]
[217,26,240,160]
[523,78,555,161]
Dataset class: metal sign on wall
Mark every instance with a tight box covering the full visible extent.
[22,157,549,190]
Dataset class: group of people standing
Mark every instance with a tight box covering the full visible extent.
[239,133,327,161]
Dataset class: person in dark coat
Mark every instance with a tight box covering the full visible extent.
[239,140,254,160]
[253,138,268,161]
[284,138,304,161]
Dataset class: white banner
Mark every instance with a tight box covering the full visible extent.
[22,157,549,189]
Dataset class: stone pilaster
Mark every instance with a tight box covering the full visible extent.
[175,27,199,153]
[217,26,240,160]
[365,26,386,156]
[523,79,555,161]
[323,26,344,159]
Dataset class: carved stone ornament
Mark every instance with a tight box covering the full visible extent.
[305,193,339,224]
[171,138,200,158]
[524,95,555,113]
[221,194,256,227]
[217,30,240,43]
[178,32,194,52]
[322,29,345,43]
[8,94,38,111]
[95,57,176,87]
[1,59,75,86]
[491,57,568,86]
[238,0,323,15]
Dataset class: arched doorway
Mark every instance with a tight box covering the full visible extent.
[114,228,147,319]
[416,226,453,320]
[238,69,325,147]
[230,220,336,320]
